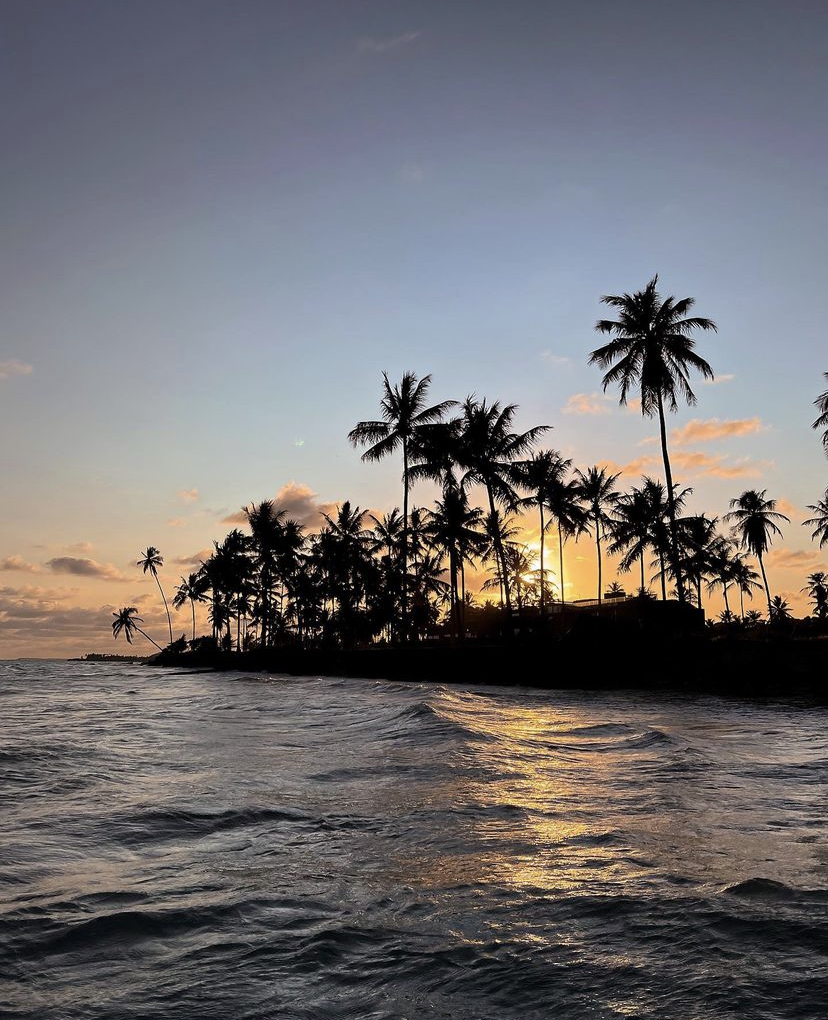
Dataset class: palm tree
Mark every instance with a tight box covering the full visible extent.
[348,372,456,635]
[455,397,548,621]
[514,449,563,614]
[769,595,792,623]
[138,546,173,645]
[172,572,209,642]
[812,373,828,456]
[112,607,163,651]
[590,276,717,602]
[804,491,828,547]
[730,554,762,620]
[543,458,586,609]
[724,489,789,621]
[802,571,828,620]
[575,466,620,602]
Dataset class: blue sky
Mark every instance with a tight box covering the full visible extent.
[1,1,826,654]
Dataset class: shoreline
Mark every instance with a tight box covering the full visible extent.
[152,632,828,702]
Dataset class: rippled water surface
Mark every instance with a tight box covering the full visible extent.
[2,660,828,1019]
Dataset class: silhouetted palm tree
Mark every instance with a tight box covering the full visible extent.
[349,372,456,635]
[515,449,563,614]
[424,481,485,638]
[543,457,586,609]
[138,546,173,644]
[590,276,716,602]
[769,595,792,623]
[456,397,548,620]
[575,466,620,602]
[730,554,762,620]
[725,490,789,621]
[802,571,828,620]
[172,572,209,642]
[112,607,163,651]
[804,491,828,547]
[813,373,828,456]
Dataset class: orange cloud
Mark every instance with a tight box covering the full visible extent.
[222,481,339,529]
[672,451,766,479]
[562,392,611,416]
[0,555,41,573]
[671,417,763,445]
[703,373,735,385]
[173,548,212,567]
[766,549,823,570]
[177,488,199,503]
[0,359,33,381]
[599,456,659,479]
[775,498,806,523]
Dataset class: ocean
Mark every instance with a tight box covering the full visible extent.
[1,660,827,1019]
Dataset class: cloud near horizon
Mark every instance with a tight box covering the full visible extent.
[671,417,763,445]
[562,392,612,416]
[46,557,127,580]
[0,359,33,381]
[766,548,824,570]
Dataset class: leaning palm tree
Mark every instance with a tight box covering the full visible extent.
[575,466,620,602]
[138,546,173,645]
[590,276,717,602]
[172,572,209,642]
[348,372,456,635]
[724,489,789,621]
[112,607,163,651]
[543,458,587,609]
[812,373,828,456]
[804,491,828,548]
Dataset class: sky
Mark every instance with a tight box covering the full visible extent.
[1,0,827,657]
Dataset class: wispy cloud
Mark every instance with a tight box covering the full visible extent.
[0,359,33,381]
[46,557,126,580]
[540,351,571,366]
[166,518,185,528]
[561,392,612,416]
[671,417,763,445]
[766,548,823,569]
[358,31,420,53]
[173,548,212,567]
[0,555,41,573]
[672,451,768,479]
[776,498,805,523]
[703,373,735,385]
[599,456,659,479]
[177,488,199,504]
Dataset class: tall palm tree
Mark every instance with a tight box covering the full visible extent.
[112,607,163,651]
[575,466,620,602]
[609,482,658,594]
[812,373,828,456]
[590,276,717,602]
[138,546,173,645]
[724,489,789,621]
[804,491,828,547]
[348,372,456,635]
[244,500,287,647]
[172,572,209,642]
[455,397,548,620]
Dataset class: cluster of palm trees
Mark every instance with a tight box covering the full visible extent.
[110,278,828,652]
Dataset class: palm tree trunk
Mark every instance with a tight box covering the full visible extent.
[136,626,164,651]
[722,583,730,617]
[595,522,602,603]
[538,505,545,614]
[658,551,667,599]
[154,572,174,645]
[558,526,565,608]
[640,551,645,593]
[739,587,745,620]
[190,598,196,642]
[758,553,773,620]
[656,393,685,604]
[402,440,409,640]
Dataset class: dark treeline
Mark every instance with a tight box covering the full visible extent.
[112,279,828,654]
